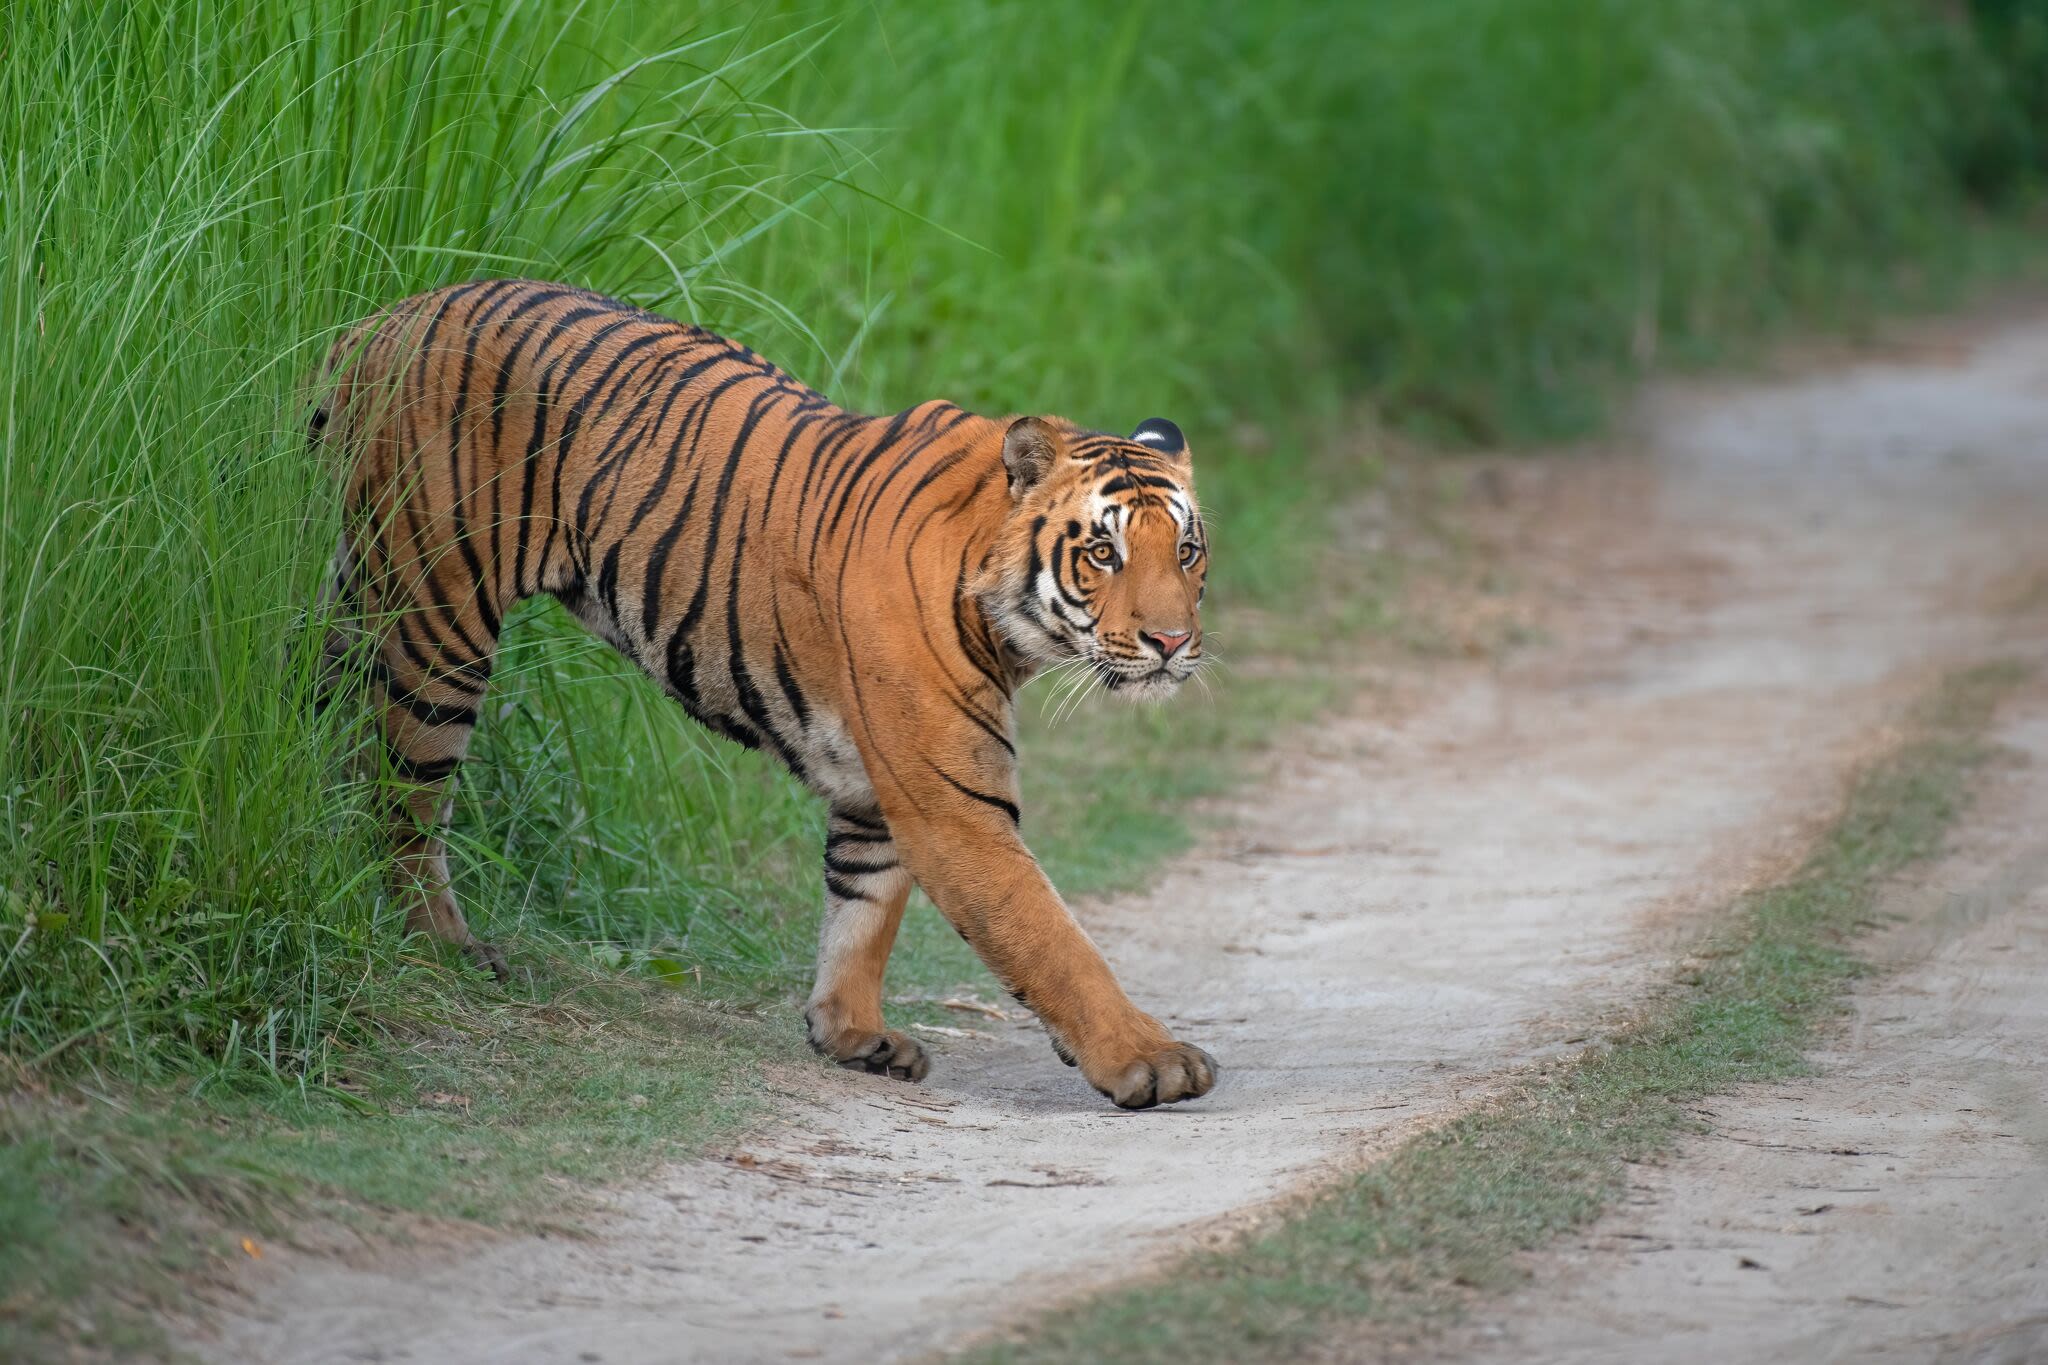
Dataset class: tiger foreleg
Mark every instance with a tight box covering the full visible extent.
[883,799,1218,1111]
[803,808,927,1080]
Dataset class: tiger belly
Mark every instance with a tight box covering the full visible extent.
[554,578,876,811]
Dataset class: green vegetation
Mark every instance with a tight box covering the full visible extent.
[970,662,2026,1364]
[0,965,780,1356]
[0,0,2041,1352]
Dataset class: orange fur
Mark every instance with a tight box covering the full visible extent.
[315,280,1214,1108]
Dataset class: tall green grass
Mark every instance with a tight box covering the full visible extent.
[0,0,2036,1089]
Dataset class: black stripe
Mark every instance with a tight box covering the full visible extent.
[388,622,490,698]
[790,411,872,528]
[441,282,529,640]
[824,852,899,877]
[935,768,1021,824]
[483,290,571,606]
[387,750,460,783]
[888,443,977,540]
[664,378,788,651]
[771,630,811,730]
[816,403,939,557]
[723,517,810,782]
[843,407,963,546]
[510,306,613,593]
[635,367,763,642]
[389,285,499,661]
[756,398,835,527]
[808,402,923,549]
[533,319,657,585]
[831,809,887,834]
[951,552,1011,695]
[574,341,692,540]
[372,657,480,728]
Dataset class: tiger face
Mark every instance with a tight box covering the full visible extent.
[975,415,1208,702]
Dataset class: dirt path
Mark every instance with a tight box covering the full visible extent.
[193,314,2048,1364]
[1446,681,2048,1365]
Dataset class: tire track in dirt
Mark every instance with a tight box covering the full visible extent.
[1444,680,2048,1365]
[192,313,2048,1364]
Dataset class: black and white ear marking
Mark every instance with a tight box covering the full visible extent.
[1129,417,1186,456]
[1002,416,1062,500]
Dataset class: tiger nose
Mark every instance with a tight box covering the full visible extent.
[1143,628,1191,659]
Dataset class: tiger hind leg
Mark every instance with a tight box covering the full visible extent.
[390,773,506,981]
[803,807,926,1080]
[339,539,508,980]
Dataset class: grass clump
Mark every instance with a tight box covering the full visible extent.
[969,662,2026,1364]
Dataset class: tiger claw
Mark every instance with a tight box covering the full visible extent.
[840,1030,930,1082]
[464,939,510,983]
[1097,1042,1218,1110]
[806,1011,931,1082]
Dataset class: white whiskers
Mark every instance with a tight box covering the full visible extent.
[1031,656,1095,721]
[1047,660,1108,727]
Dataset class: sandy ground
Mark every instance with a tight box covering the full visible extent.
[189,314,2048,1365]
[1446,685,2048,1365]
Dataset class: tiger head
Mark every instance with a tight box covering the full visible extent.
[973,415,1208,702]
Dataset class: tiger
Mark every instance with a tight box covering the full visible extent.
[312,279,1216,1110]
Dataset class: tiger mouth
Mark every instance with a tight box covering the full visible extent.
[1097,660,1196,691]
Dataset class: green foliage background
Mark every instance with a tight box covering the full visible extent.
[1,0,2039,1087]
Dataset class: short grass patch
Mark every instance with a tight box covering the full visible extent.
[0,960,781,1359]
[967,661,2027,1364]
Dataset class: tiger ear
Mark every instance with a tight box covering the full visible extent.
[1001,416,1062,500]
[1129,417,1187,458]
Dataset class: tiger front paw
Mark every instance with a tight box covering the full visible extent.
[1086,1040,1219,1110]
[804,1007,931,1082]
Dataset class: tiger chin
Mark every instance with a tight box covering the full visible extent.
[313,279,1217,1111]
